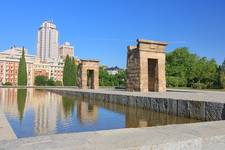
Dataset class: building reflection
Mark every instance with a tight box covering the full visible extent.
[77,101,98,124]
[0,89,63,135]
[0,88,200,137]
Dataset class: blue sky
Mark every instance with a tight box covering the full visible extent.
[0,0,224,68]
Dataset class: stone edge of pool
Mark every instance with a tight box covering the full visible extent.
[0,108,17,141]
[48,88,225,121]
[1,120,225,149]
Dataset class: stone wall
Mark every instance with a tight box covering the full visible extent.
[126,46,140,91]
[50,89,225,121]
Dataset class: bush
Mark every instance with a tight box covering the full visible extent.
[166,76,187,87]
[192,82,207,89]
[55,80,63,86]
[35,76,48,86]
[46,78,55,86]
[3,82,12,86]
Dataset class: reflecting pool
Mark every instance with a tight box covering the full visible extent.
[0,88,201,138]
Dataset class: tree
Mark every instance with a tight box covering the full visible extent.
[166,47,197,87]
[71,57,78,86]
[63,55,72,86]
[34,75,47,86]
[63,55,78,86]
[17,48,27,85]
[218,59,225,89]
[166,47,218,89]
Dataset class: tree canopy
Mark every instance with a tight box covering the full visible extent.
[63,55,78,86]
[166,47,219,89]
[17,48,27,85]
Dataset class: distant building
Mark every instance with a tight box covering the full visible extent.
[59,42,74,59]
[0,46,64,86]
[106,66,121,75]
[36,21,59,61]
[0,46,35,86]
[0,20,74,86]
[33,59,64,81]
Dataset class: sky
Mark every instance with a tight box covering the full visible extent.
[0,0,225,68]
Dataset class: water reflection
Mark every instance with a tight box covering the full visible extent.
[62,96,75,118]
[0,88,201,138]
[77,101,98,123]
[17,89,27,120]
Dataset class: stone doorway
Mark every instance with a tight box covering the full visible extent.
[87,70,94,89]
[148,59,158,91]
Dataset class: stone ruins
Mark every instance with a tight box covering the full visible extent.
[126,39,167,92]
[78,59,99,89]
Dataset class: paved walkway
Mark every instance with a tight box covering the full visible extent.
[1,121,225,149]
[47,87,225,103]
[0,108,17,141]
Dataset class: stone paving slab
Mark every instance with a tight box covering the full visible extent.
[45,88,225,103]
[1,121,225,149]
[0,109,17,141]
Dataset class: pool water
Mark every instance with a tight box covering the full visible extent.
[0,88,201,138]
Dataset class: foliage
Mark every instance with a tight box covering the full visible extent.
[55,80,63,86]
[99,66,126,87]
[46,78,55,86]
[34,75,48,86]
[63,55,77,86]
[17,48,27,85]
[166,47,218,89]
[3,82,12,86]
[218,61,225,89]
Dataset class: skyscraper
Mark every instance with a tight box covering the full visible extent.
[36,21,59,61]
[59,42,74,59]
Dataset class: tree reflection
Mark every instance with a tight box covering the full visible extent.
[62,96,75,118]
[17,89,27,121]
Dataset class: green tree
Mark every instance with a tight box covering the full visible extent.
[17,48,27,86]
[70,57,78,86]
[218,60,225,89]
[63,55,72,86]
[166,47,218,89]
[166,47,197,87]
[35,75,47,86]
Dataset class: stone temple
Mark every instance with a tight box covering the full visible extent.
[78,59,99,90]
[126,39,167,92]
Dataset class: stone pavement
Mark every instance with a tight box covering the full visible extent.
[1,121,225,150]
[0,109,17,141]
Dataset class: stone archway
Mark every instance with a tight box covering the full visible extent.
[78,60,99,89]
[127,39,167,92]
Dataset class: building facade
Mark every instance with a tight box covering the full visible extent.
[0,46,64,86]
[59,42,74,59]
[0,47,35,86]
[0,20,75,86]
[36,21,59,62]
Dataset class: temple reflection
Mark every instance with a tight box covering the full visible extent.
[77,101,98,124]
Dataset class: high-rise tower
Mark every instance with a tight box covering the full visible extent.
[36,21,59,61]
